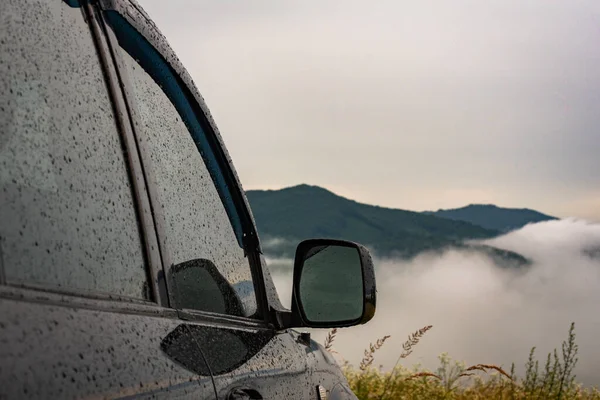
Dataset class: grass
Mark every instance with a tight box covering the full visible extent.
[324,322,600,399]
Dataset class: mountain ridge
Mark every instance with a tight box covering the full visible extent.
[424,203,557,232]
[245,184,543,267]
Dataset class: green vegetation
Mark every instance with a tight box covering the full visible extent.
[246,185,533,265]
[424,204,557,233]
[324,323,599,399]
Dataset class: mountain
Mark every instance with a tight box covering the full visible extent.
[246,184,529,266]
[424,204,557,232]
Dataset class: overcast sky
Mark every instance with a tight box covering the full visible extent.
[136,0,599,220]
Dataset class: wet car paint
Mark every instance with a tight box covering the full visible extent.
[0,288,214,399]
[0,287,347,399]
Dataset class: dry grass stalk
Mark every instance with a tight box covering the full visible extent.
[400,325,433,359]
[324,328,338,352]
[378,325,434,400]
[359,335,391,371]
[460,364,513,380]
[406,372,442,381]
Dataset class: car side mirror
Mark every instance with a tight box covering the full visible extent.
[289,239,376,328]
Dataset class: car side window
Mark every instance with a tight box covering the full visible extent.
[0,0,150,299]
[105,13,258,318]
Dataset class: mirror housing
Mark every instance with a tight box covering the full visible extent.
[283,239,376,328]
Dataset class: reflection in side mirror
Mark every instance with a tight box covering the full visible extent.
[300,245,363,322]
[291,239,376,328]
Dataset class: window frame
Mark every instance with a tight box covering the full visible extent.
[95,0,270,323]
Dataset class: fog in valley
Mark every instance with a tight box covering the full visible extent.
[267,219,600,385]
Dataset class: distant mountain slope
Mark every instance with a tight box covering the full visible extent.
[246,185,505,259]
[424,204,557,232]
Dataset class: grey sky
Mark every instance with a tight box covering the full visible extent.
[136,0,600,220]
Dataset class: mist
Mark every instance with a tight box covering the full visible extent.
[267,219,600,386]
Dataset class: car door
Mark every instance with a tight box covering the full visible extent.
[0,0,215,399]
[96,1,316,398]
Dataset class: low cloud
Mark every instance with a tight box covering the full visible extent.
[267,219,600,385]
[262,236,291,249]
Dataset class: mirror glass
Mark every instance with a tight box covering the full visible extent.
[298,244,364,323]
